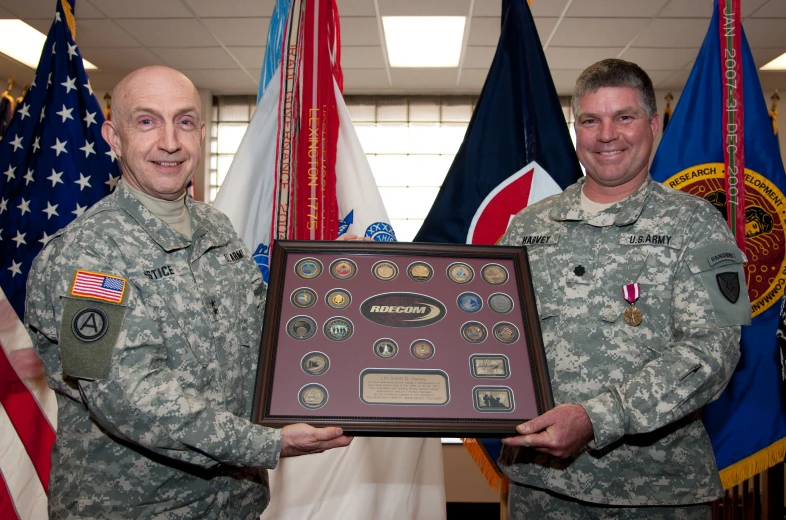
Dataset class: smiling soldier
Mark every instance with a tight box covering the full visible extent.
[498,59,751,519]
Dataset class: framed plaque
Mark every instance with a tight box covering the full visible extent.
[252,241,553,437]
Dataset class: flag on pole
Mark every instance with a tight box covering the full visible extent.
[0,1,119,518]
[412,0,582,491]
[214,1,442,518]
[651,0,786,489]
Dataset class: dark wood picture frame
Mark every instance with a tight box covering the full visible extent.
[252,240,553,437]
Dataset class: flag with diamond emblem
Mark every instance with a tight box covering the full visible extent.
[0,1,119,517]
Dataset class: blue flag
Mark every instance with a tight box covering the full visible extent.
[651,1,786,489]
[0,0,119,320]
[414,0,581,246]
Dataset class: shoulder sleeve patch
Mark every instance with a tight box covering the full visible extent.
[60,297,127,380]
[70,270,127,304]
[684,242,751,326]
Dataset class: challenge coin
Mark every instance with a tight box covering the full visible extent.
[447,262,474,284]
[407,261,434,282]
[373,338,398,359]
[291,288,317,309]
[410,340,435,360]
[488,293,514,314]
[492,322,519,344]
[372,260,398,281]
[299,384,328,409]
[286,316,317,340]
[324,317,353,341]
[473,386,514,413]
[295,258,323,280]
[325,289,352,310]
[481,264,508,285]
[461,321,487,343]
[457,292,483,313]
[301,352,329,376]
[330,258,358,280]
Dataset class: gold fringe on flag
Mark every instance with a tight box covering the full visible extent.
[719,436,786,489]
[770,90,779,135]
[663,92,673,132]
[60,0,76,39]
[461,438,505,491]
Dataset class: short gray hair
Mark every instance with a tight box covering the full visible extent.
[571,59,657,120]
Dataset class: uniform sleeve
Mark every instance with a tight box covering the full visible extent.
[26,234,282,470]
[581,203,749,450]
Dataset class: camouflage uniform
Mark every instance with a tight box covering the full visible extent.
[25,181,282,519]
[498,176,750,509]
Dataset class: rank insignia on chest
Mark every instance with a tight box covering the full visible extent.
[622,282,643,327]
[70,270,127,304]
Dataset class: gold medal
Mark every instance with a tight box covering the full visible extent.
[623,303,643,327]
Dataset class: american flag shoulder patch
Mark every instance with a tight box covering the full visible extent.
[70,270,127,304]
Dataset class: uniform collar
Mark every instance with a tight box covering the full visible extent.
[115,180,227,253]
[549,174,653,227]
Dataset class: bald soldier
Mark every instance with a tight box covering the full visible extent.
[25,66,351,519]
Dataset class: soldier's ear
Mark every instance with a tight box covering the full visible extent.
[101,120,122,159]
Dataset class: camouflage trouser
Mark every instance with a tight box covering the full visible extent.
[509,482,712,520]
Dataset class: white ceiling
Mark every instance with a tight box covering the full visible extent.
[1,0,785,95]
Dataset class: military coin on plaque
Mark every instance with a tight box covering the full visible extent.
[472,386,514,413]
[299,383,328,410]
[286,315,318,340]
[291,288,317,309]
[447,262,474,284]
[373,338,398,359]
[461,321,488,343]
[492,322,519,344]
[410,340,435,360]
[325,288,352,310]
[407,261,434,282]
[481,263,509,285]
[324,316,354,341]
[330,258,358,280]
[469,354,510,379]
[294,258,323,280]
[488,293,514,314]
[457,292,483,313]
[372,260,398,281]
[301,352,330,376]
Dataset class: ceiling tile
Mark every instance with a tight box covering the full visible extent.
[0,53,36,82]
[534,17,558,45]
[341,17,381,46]
[342,69,391,92]
[457,68,489,89]
[73,20,141,47]
[530,0,571,18]
[74,1,107,19]
[549,69,583,95]
[377,0,471,17]
[81,69,131,91]
[184,0,275,17]
[115,19,216,47]
[200,18,270,46]
[750,0,786,18]
[633,19,710,48]
[336,0,377,17]
[89,0,191,18]
[659,0,713,18]
[226,47,266,69]
[462,46,495,69]
[654,69,690,90]
[546,47,624,71]
[743,19,786,48]
[742,0,773,17]
[390,68,460,90]
[341,46,386,69]
[152,47,238,69]
[550,17,651,47]
[0,7,12,18]
[80,47,165,70]
[182,68,257,93]
[759,71,786,91]
[567,0,669,18]
[467,17,499,46]
[619,48,697,70]
[752,48,786,69]
[472,0,506,17]
[1,0,58,19]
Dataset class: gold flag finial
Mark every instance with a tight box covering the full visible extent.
[770,91,780,135]
[103,92,112,121]
[60,0,76,39]
[16,84,29,105]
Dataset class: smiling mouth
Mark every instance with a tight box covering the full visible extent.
[598,151,624,156]
[152,161,183,167]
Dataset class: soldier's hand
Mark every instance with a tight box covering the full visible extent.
[335,233,373,242]
[280,423,353,457]
[501,404,594,458]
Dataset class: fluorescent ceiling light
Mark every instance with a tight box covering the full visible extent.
[383,16,465,68]
[761,52,786,71]
[0,19,97,70]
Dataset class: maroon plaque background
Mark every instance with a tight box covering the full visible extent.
[252,241,553,436]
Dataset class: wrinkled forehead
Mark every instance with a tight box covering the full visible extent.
[117,72,201,118]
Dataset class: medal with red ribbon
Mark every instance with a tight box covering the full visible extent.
[622,282,643,327]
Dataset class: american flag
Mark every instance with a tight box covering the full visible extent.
[0,1,119,518]
[70,271,126,304]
